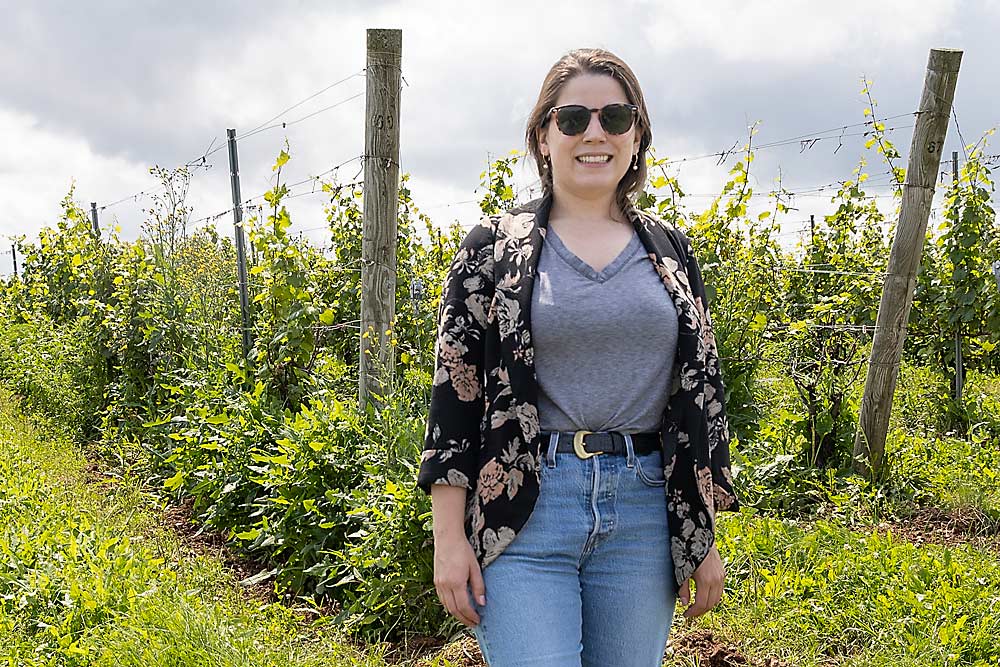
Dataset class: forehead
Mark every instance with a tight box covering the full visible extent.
[554,73,629,107]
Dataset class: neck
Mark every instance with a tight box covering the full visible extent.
[547,183,625,225]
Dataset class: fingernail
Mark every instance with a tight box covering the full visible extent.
[478,595,487,605]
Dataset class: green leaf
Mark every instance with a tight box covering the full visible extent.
[273,149,290,171]
[163,471,185,491]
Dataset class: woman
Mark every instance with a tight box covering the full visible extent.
[416,47,740,666]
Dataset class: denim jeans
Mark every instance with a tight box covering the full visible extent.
[470,432,677,666]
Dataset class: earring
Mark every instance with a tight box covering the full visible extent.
[542,155,549,170]
[632,153,639,171]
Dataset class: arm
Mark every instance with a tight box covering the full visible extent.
[679,230,741,514]
[675,229,740,618]
[417,218,495,498]
[418,218,495,628]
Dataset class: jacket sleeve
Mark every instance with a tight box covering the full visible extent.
[678,230,741,514]
[416,218,495,495]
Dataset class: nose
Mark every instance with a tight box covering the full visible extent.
[582,109,607,140]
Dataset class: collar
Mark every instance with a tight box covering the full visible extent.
[492,190,708,407]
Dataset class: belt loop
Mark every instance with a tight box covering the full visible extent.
[546,432,559,468]
[623,433,636,468]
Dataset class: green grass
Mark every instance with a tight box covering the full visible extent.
[667,511,1000,666]
[0,388,419,667]
[2,368,999,666]
[666,360,1000,666]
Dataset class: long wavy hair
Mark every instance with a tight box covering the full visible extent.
[524,48,653,220]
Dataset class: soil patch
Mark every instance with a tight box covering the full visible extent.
[161,495,280,602]
[668,628,791,666]
[871,505,999,553]
[389,628,792,667]
[402,633,484,666]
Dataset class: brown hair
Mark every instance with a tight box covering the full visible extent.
[524,48,653,219]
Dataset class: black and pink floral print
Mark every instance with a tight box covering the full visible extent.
[417,191,741,589]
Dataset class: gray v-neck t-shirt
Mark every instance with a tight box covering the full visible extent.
[530,225,679,434]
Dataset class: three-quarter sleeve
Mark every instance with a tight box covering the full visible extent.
[416,219,495,495]
[679,231,741,514]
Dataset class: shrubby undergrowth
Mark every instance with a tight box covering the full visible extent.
[0,112,997,644]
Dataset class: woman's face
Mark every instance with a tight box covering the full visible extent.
[537,73,641,205]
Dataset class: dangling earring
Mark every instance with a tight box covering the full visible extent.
[542,155,549,170]
[632,153,639,171]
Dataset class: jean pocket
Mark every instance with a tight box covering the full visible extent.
[633,450,666,487]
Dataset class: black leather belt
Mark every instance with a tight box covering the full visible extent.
[541,430,660,459]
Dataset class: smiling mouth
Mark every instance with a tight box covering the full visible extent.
[576,155,612,164]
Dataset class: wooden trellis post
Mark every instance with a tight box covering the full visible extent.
[853,48,963,479]
[359,28,403,410]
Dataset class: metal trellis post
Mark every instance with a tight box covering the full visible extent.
[90,202,100,237]
[952,150,963,402]
[227,128,253,361]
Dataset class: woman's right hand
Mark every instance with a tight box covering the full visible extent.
[434,533,486,627]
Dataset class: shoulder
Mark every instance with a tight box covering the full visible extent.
[670,226,693,255]
[460,194,548,244]
[453,195,549,269]
[459,213,500,250]
[502,195,547,218]
[632,206,692,256]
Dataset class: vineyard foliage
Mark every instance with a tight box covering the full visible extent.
[0,120,997,642]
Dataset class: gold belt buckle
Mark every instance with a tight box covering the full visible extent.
[573,430,599,459]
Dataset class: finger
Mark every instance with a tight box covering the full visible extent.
[678,579,690,606]
[684,580,711,618]
[440,587,458,623]
[445,587,476,627]
[708,578,723,612]
[454,586,481,626]
[435,584,447,611]
[701,580,720,616]
[692,579,721,618]
[468,560,487,606]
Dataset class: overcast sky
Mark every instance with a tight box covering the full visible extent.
[1,0,997,275]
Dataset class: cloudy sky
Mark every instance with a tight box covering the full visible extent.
[1,0,997,275]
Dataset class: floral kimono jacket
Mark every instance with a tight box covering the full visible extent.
[416,191,741,588]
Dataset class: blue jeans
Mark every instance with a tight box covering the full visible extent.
[470,432,677,666]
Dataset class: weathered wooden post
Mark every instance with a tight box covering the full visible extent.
[359,28,403,411]
[853,48,963,478]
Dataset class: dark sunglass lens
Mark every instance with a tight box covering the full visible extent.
[556,105,590,135]
[601,104,634,134]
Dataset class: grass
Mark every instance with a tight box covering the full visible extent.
[0,387,413,667]
[658,362,1000,666]
[670,511,1000,666]
[2,364,999,666]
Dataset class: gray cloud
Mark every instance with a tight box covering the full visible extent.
[0,0,996,268]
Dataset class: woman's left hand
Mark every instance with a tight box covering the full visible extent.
[678,544,725,618]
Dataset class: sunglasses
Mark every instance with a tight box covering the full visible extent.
[543,103,638,136]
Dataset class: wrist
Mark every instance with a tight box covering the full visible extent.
[433,525,468,543]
